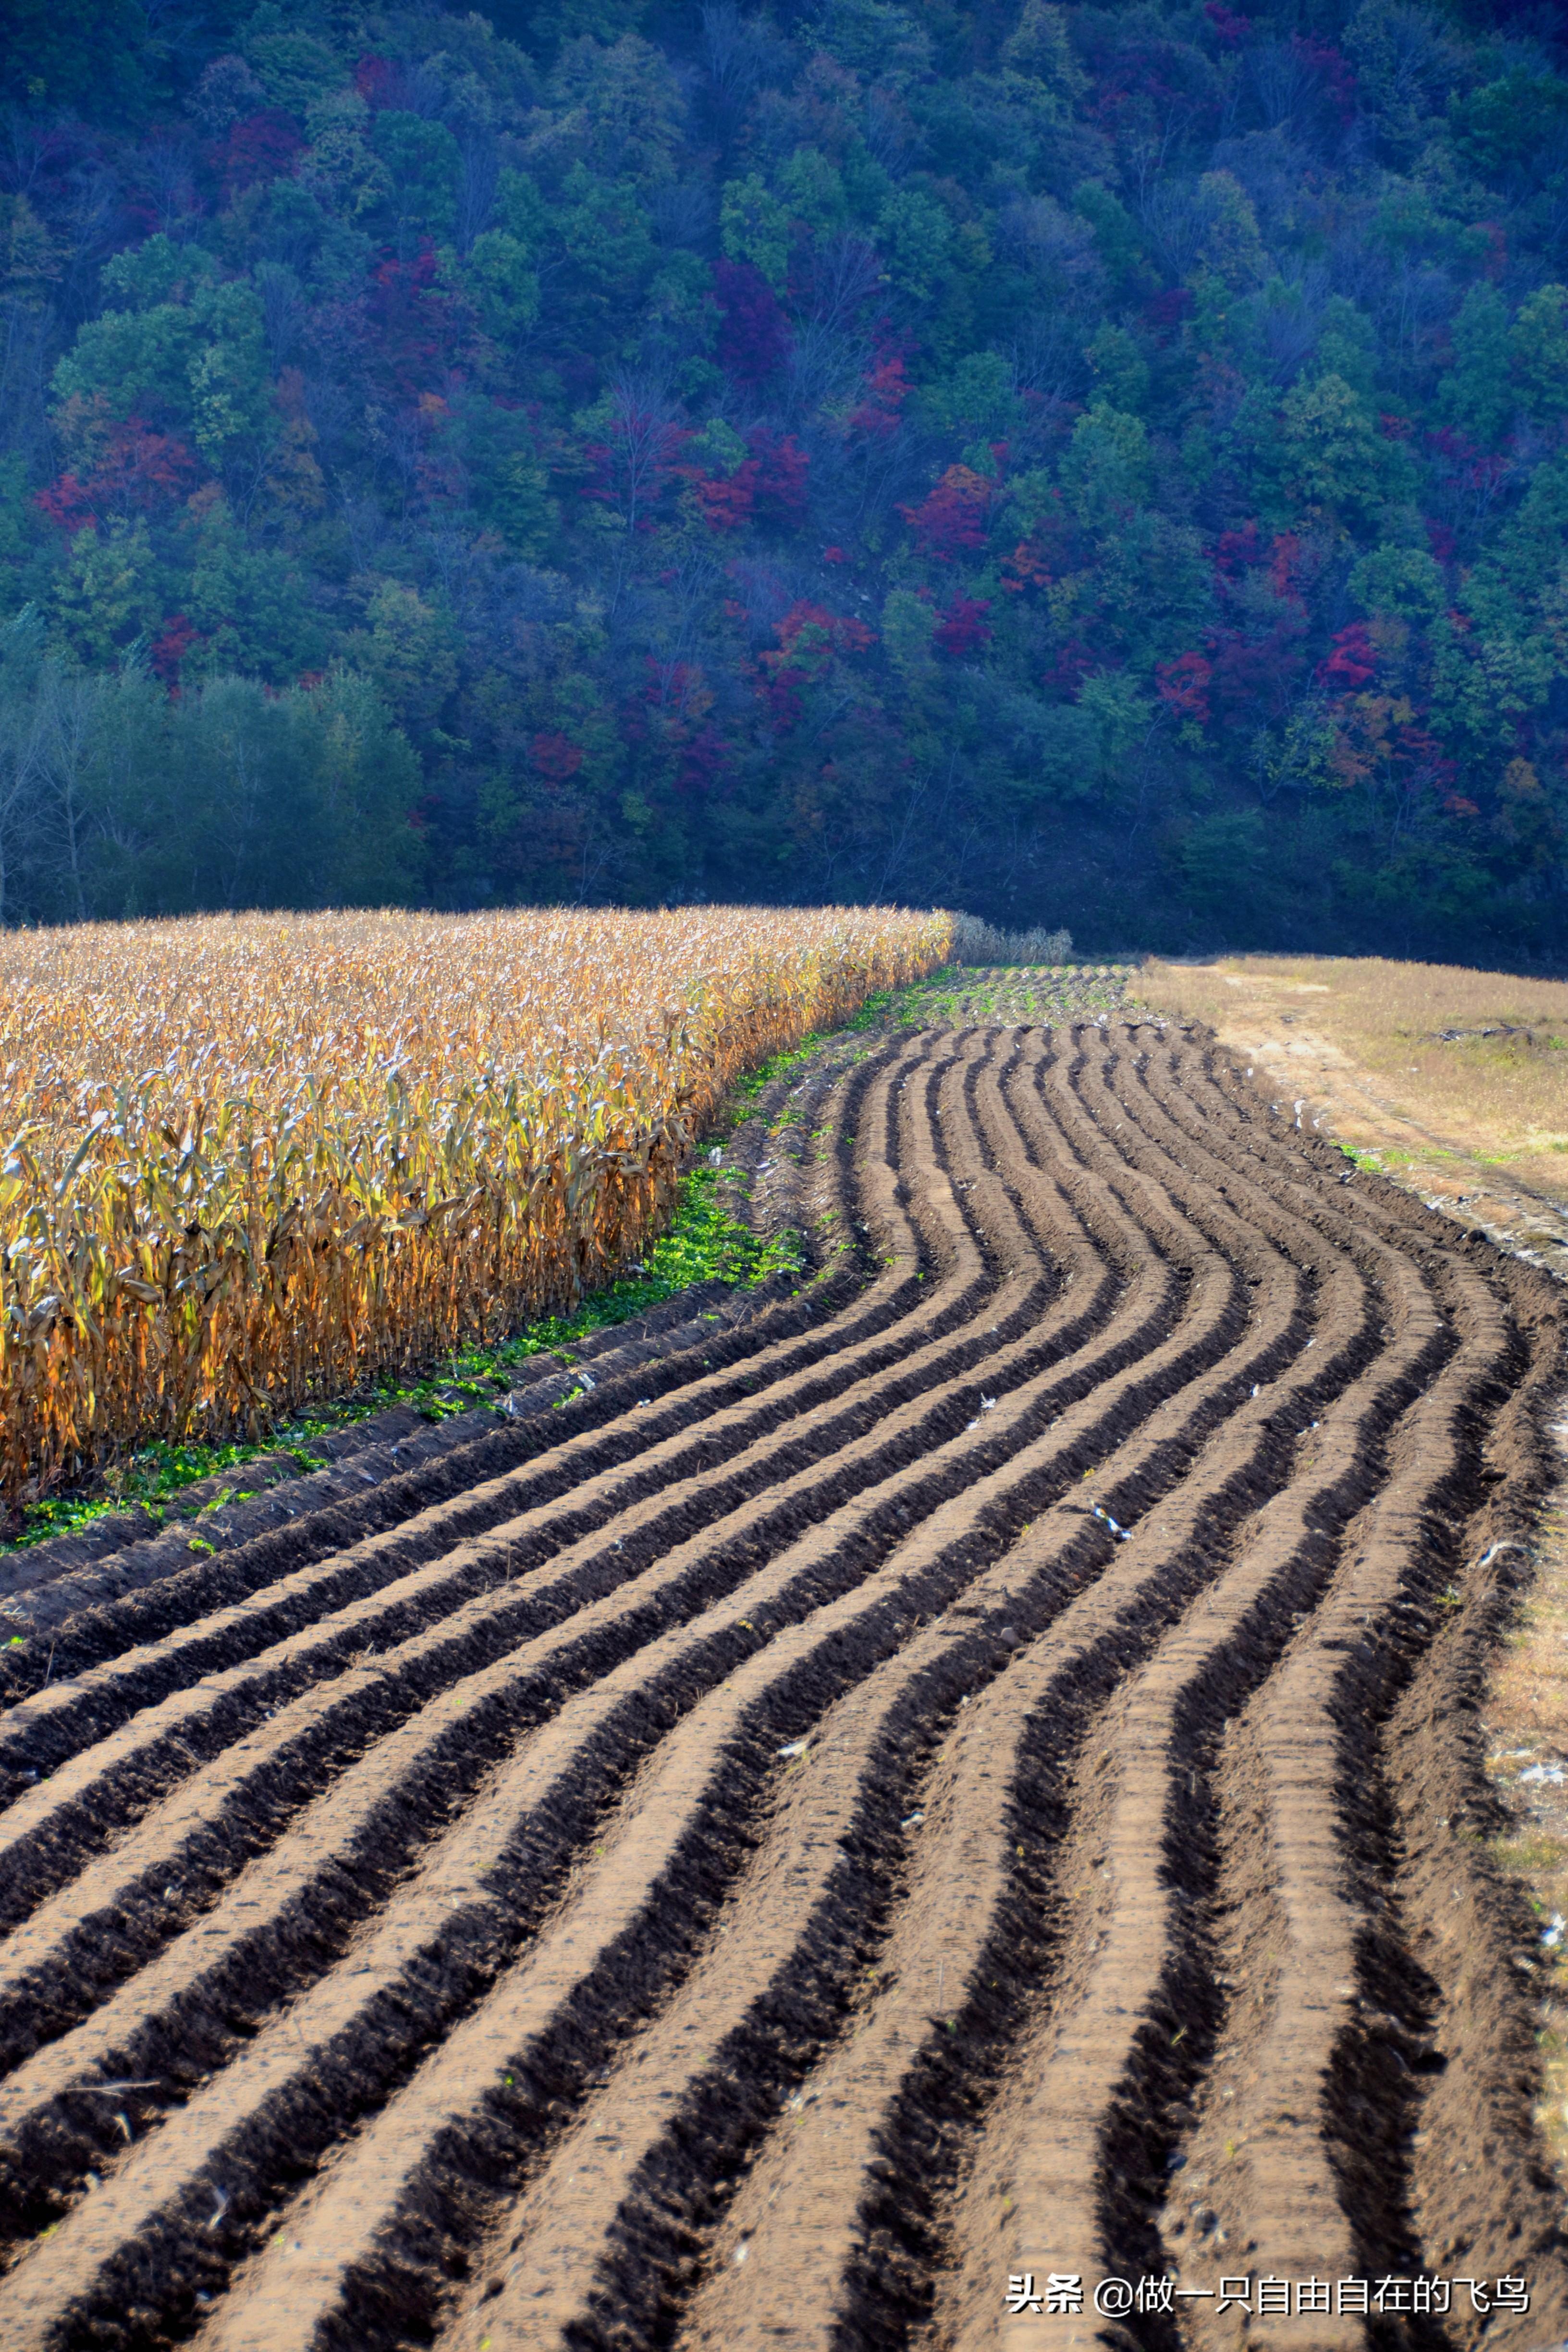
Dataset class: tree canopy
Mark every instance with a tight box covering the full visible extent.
[1,0,1566,955]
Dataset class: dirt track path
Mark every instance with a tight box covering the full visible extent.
[0,1020,1562,2352]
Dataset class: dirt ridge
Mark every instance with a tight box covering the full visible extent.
[0,1017,1560,2352]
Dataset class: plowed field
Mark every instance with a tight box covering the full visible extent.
[0,1015,1564,2352]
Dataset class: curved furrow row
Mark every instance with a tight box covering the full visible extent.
[0,1026,1241,2348]
[1164,1044,1568,2337]
[0,1017,1560,2352]
[169,1019,1300,2352]
[662,1028,1394,2352]
[0,1031,1142,2104]
[956,1053,1458,2350]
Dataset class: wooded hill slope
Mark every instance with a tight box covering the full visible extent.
[1,0,1567,956]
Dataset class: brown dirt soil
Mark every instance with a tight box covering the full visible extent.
[0,1015,1563,2352]
[1139,956,1568,1283]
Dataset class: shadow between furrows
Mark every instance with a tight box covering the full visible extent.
[0,1030,1166,2352]
[0,1036,1027,2231]
[1165,1046,1568,2345]
[491,1025,1335,2352]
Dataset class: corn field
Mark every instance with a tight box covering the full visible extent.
[0,905,949,1501]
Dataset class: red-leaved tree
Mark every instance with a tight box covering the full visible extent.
[1156,651,1213,725]
[933,595,992,655]
[899,465,994,560]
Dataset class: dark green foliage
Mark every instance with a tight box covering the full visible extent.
[1,0,1568,955]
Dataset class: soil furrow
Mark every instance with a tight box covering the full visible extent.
[0,1035,1106,2046]
[429,1250,1333,2348]
[0,1032,1247,2347]
[0,1036,986,1899]
[0,1017,1561,2352]
[665,1031,1381,2352]
[1161,1045,1568,2342]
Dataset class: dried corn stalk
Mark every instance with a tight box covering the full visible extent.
[0,905,950,1498]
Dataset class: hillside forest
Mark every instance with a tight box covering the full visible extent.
[1,0,1566,956]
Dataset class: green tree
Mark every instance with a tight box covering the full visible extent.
[496,168,550,247]
[1077,671,1152,785]
[545,35,688,185]
[881,588,937,678]
[526,0,650,53]
[1509,286,1568,424]
[1349,543,1446,621]
[1,0,146,109]
[247,29,343,115]
[489,456,559,556]
[185,498,322,683]
[720,173,791,291]
[1059,402,1151,526]
[779,148,848,240]
[555,164,658,317]
[299,88,392,223]
[814,0,931,90]
[52,305,199,429]
[877,188,953,301]
[1276,373,1390,523]
[465,232,541,345]
[371,113,462,242]
[99,233,206,312]
[357,580,461,738]
[50,520,162,664]
[1440,284,1512,445]
[189,282,271,467]
[1194,171,1265,291]
[1312,297,1378,399]
[308,665,425,903]
[1073,183,1141,285]
[1084,323,1149,414]
[1002,1,1088,103]
[1487,458,1568,609]
[1459,71,1568,169]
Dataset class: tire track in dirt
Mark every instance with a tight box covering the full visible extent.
[0,1017,1559,2352]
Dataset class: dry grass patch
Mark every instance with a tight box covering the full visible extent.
[1141,954,1568,1274]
